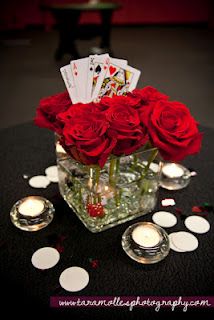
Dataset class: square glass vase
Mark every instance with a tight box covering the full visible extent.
[56,139,161,233]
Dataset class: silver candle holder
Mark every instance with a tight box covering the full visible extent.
[122,222,170,264]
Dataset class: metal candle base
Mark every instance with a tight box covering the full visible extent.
[122,222,170,264]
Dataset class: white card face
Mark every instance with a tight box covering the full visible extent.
[70,57,89,103]
[60,65,78,104]
[86,54,97,102]
[98,63,141,98]
[110,57,127,69]
[90,54,110,101]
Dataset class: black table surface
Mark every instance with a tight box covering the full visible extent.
[0,123,214,319]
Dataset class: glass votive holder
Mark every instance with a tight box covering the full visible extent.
[122,222,170,264]
[160,162,191,190]
[10,196,55,231]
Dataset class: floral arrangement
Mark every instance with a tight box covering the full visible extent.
[35,86,203,168]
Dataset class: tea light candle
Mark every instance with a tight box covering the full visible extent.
[18,197,45,217]
[10,196,55,231]
[132,224,160,247]
[122,222,170,263]
[162,163,184,178]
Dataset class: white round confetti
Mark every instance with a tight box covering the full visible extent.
[47,175,59,183]
[169,233,185,252]
[152,211,177,228]
[171,231,198,252]
[31,247,60,269]
[59,267,89,292]
[45,165,58,178]
[29,175,50,188]
[184,216,210,234]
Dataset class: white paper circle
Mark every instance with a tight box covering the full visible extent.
[152,211,177,228]
[45,166,58,177]
[47,175,59,183]
[169,233,185,252]
[184,216,210,234]
[31,247,60,269]
[172,231,198,252]
[29,175,50,188]
[59,267,89,292]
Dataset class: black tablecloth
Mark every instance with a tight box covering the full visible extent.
[0,123,214,319]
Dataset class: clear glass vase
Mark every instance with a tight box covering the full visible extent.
[56,137,161,233]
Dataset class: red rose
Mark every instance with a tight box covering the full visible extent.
[57,102,98,123]
[98,95,141,111]
[128,86,169,108]
[139,100,203,161]
[59,105,116,168]
[34,91,71,134]
[105,104,148,156]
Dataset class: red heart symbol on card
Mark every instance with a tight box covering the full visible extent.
[75,72,78,76]
[104,65,107,70]
[109,66,116,75]
[111,83,116,88]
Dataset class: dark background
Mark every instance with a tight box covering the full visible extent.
[0,0,214,129]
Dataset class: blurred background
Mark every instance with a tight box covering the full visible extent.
[0,0,213,129]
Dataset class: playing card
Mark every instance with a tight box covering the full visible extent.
[60,65,78,103]
[86,55,97,102]
[86,54,110,102]
[70,57,89,103]
[98,64,141,98]
[61,55,139,103]
[89,56,128,101]
[110,57,127,69]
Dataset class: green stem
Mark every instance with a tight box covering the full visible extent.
[109,157,121,206]
[116,157,120,175]
[140,148,158,195]
[78,184,83,207]
[141,148,159,180]
[95,165,101,193]
[88,165,101,204]
[109,158,117,186]
[133,154,138,166]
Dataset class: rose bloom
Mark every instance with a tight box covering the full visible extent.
[34,91,71,134]
[57,102,98,124]
[128,86,169,108]
[98,95,142,111]
[105,104,148,156]
[59,105,116,168]
[139,100,203,161]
